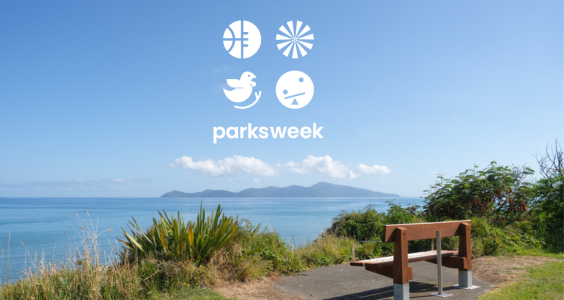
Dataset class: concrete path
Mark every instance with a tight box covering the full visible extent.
[274,261,494,300]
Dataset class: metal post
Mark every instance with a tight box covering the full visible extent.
[431,230,451,297]
[437,231,443,294]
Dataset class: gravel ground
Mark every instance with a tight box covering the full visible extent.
[273,261,493,300]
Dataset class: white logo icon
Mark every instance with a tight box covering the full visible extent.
[276,71,314,109]
[276,21,314,59]
[223,20,261,59]
[223,72,262,109]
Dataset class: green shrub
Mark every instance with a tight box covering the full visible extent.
[235,221,355,274]
[296,234,354,268]
[423,161,535,223]
[385,202,422,225]
[470,217,542,257]
[328,204,385,241]
[119,203,241,265]
[531,142,563,252]
[327,202,424,259]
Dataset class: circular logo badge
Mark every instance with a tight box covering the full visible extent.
[276,21,314,59]
[223,20,261,59]
[276,71,314,109]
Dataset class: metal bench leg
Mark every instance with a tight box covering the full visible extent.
[459,270,472,287]
[454,270,480,290]
[394,283,409,300]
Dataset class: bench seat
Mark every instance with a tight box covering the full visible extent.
[350,250,458,267]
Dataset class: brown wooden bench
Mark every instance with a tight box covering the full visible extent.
[350,220,474,300]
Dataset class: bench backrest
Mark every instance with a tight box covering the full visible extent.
[383,220,471,243]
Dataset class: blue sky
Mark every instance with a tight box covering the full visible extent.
[0,1,562,197]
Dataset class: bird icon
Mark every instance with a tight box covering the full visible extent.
[223,71,262,109]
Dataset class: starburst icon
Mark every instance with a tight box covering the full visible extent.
[276,21,314,58]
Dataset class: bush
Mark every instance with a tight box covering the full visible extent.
[328,204,386,241]
[327,202,425,259]
[327,197,549,260]
[531,141,564,252]
[119,203,241,265]
[423,161,535,223]
[235,221,355,274]
[470,217,542,257]
[328,202,422,241]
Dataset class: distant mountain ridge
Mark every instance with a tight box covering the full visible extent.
[161,182,400,198]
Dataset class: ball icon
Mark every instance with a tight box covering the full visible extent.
[276,71,314,109]
[223,20,261,59]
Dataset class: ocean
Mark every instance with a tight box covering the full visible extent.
[0,197,423,280]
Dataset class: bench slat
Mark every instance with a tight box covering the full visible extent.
[383,220,471,242]
[350,250,458,267]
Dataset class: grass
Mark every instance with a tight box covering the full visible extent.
[513,248,564,259]
[0,204,561,300]
[479,260,564,300]
[149,286,234,300]
[0,211,355,300]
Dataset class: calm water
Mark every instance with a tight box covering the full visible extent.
[0,197,423,280]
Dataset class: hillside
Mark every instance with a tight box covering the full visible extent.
[161,182,400,198]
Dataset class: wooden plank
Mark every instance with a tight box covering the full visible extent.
[365,264,394,278]
[428,256,468,270]
[365,264,413,281]
[383,220,471,243]
[393,227,409,284]
[373,251,456,268]
[350,250,458,267]
[458,222,472,271]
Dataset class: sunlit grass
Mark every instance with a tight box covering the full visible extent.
[149,286,234,300]
[479,260,564,300]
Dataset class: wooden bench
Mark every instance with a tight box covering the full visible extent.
[350,220,473,300]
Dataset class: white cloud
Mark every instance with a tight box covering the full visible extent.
[286,156,391,179]
[429,171,439,177]
[112,178,131,184]
[287,155,354,179]
[355,164,392,175]
[169,155,277,177]
[253,178,262,183]
[170,155,391,180]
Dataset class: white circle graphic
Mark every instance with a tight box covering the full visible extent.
[223,20,261,59]
[276,21,314,59]
[276,71,314,109]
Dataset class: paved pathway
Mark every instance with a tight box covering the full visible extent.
[274,261,494,300]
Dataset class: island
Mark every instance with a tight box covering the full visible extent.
[161,182,400,198]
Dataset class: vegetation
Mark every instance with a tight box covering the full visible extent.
[478,260,564,300]
[119,204,241,265]
[329,141,563,258]
[0,205,355,299]
[150,286,235,300]
[326,202,424,259]
[424,162,535,223]
[530,141,564,252]
[0,141,561,299]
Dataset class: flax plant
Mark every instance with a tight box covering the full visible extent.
[119,203,239,265]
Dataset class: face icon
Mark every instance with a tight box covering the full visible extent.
[275,71,314,109]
